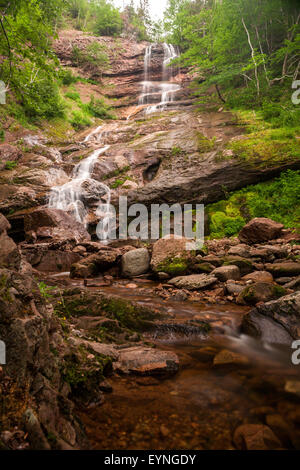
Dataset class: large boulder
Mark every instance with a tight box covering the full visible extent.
[242,291,300,340]
[150,236,193,276]
[121,248,150,277]
[168,274,217,290]
[239,218,284,244]
[24,208,91,243]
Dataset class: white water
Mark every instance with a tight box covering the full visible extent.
[48,145,111,230]
[138,42,180,114]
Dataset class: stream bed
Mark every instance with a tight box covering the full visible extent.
[69,280,300,450]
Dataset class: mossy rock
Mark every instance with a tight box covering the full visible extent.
[237,282,286,306]
[192,262,215,274]
[222,256,253,275]
[156,257,190,276]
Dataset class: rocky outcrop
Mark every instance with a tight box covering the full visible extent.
[24,208,91,243]
[70,246,121,278]
[0,214,21,270]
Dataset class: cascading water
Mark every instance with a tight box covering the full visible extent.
[138,42,180,114]
[48,145,111,240]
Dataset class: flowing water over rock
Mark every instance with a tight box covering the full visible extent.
[48,145,111,230]
[139,43,181,114]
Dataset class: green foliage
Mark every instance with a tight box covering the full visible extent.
[70,110,92,130]
[82,96,115,119]
[38,282,56,299]
[65,90,81,101]
[4,161,18,170]
[58,69,78,86]
[157,257,189,276]
[207,170,300,238]
[92,0,123,36]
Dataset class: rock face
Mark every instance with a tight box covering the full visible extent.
[238,218,284,244]
[0,214,21,270]
[24,208,91,243]
[168,274,217,290]
[114,346,179,376]
[242,291,300,340]
[121,248,150,277]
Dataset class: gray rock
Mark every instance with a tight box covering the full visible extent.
[225,281,244,295]
[168,274,217,290]
[242,291,300,340]
[212,265,240,281]
[113,346,179,376]
[121,248,150,277]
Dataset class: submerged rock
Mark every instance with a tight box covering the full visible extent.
[233,424,281,450]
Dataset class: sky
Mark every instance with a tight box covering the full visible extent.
[113,0,168,20]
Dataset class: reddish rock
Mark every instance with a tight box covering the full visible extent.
[0,144,22,170]
[24,208,91,243]
[242,271,274,283]
[70,247,121,278]
[239,218,284,244]
[233,424,281,450]
[113,346,179,376]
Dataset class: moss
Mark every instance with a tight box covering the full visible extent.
[197,132,216,153]
[273,285,287,298]
[157,257,189,276]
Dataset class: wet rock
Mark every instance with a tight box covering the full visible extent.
[233,424,281,450]
[0,220,21,270]
[265,262,300,278]
[23,409,51,450]
[171,290,188,301]
[70,247,121,278]
[242,271,274,283]
[242,291,300,340]
[24,208,90,243]
[239,218,284,244]
[265,414,292,447]
[157,272,171,281]
[121,248,150,277]
[276,277,294,285]
[22,245,80,272]
[168,274,217,290]
[283,276,300,291]
[225,281,244,295]
[192,262,215,273]
[228,244,251,258]
[237,282,286,306]
[242,310,293,344]
[114,346,179,376]
[222,256,253,275]
[284,381,300,398]
[212,265,240,281]
[200,255,222,267]
[213,349,249,367]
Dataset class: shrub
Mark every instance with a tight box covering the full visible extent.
[70,110,92,130]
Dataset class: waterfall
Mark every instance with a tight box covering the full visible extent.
[48,145,111,232]
[138,43,180,115]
